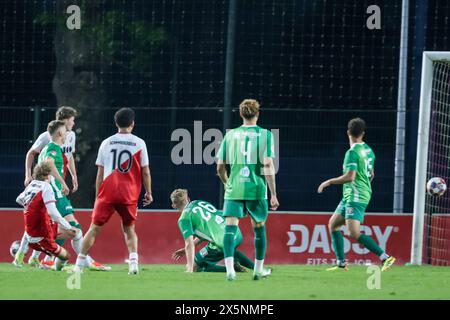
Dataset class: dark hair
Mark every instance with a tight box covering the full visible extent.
[56,106,77,120]
[32,162,52,181]
[47,120,66,136]
[348,118,366,137]
[114,108,135,128]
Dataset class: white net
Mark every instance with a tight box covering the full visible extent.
[423,60,450,265]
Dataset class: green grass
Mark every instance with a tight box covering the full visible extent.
[0,263,449,300]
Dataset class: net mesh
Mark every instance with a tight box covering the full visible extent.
[423,60,450,265]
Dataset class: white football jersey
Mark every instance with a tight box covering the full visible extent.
[31,130,76,159]
[95,133,149,204]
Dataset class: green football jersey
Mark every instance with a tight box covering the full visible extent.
[342,142,375,204]
[38,142,65,197]
[178,200,242,249]
[217,125,275,200]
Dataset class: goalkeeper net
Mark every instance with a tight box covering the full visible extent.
[413,54,450,266]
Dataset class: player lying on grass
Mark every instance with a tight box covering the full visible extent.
[170,189,271,275]
[317,118,395,271]
[14,162,77,270]
[14,119,109,271]
[73,108,153,275]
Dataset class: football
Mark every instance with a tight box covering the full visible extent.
[9,240,27,258]
[426,177,447,196]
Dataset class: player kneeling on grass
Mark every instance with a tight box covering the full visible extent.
[170,189,271,275]
[73,108,153,275]
[317,118,395,271]
[14,162,77,270]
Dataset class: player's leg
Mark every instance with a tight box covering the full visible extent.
[73,223,103,272]
[327,200,347,270]
[345,202,395,271]
[117,204,139,275]
[12,231,29,267]
[194,245,227,272]
[247,199,269,280]
[53,226,76,270]
[222,200,245,281]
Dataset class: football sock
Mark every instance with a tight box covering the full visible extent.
[223,225,238,258]
[31,250,41,260]
[129,252,138,264]
[358,234,384,256]
[254,226,267,261]
[331,231,345,262]
[75,254,87,268]
[224,257,235,275]
[234,250,255,269]
[18,232,29,255]
[70,222,83,253]
[44,255,54,262]
[55,238,66,246]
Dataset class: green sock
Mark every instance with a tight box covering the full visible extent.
[55,238,66,246]
[223,225,238,258]
[331,231,345,261]
[254,226,267,261]
[234,250,254,269]
[358,234,384,256]
[202,264,227,272]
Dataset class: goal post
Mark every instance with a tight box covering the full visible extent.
[411,51,450,265]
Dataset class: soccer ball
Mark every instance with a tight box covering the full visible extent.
[9,240,27,258]
[426,177,447,197]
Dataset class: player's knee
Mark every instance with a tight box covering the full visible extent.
[252,221,265,228]
[348,230,360,240]
[226,217,239,226]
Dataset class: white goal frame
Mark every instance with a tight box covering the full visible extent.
[411,51,450,265]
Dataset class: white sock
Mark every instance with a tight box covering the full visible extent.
[379,253,389,261]
[224,257,235,275]
[254,259,264,274]
[31,250,41,259]
[44,255,54,262]
[86,255,94,265]
[71,229,83,254]
[18,232,29,254]
[75,253,87,268]
[129,252,138,264]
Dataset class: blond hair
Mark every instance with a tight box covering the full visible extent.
[47,120,66,136]
[170,189,188,208]
[32,162,52,181]
[239,99,260,120]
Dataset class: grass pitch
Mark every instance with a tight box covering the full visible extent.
[0,263,449,300]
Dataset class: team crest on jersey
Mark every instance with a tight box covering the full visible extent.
[50,150,57,156]
[239,166,250,178]
[346,207,354,214]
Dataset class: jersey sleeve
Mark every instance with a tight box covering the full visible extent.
[344,149,358,172]
[216,132,228,162]
[95,141,106,167]
[43,145,60,162]
[31,132,49,153]
[42,183,56,204]
[140,140,149,167]
[178,218,194,240]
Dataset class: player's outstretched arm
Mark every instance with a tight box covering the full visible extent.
[67,157,78,193]
[264,157,279,210]
[317,170,356,193]
[24,148,39,186]
[184,236,195,273]
[141,166,153,206]
[46,157,69,195]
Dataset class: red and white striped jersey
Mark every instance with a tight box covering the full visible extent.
[96,133,149,204]
[16,180,56,238]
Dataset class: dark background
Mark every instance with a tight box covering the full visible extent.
[0,0,449,212]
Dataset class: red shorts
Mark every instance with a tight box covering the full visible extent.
[92,200,138,227]
[29,237,62,257]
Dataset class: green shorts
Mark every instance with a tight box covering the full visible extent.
[223,199,268,223]
[335,200,368,223]
[195,234,243,269]
[56,196,74,217]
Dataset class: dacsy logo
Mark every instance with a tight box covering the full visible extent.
[286,224,398,254]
